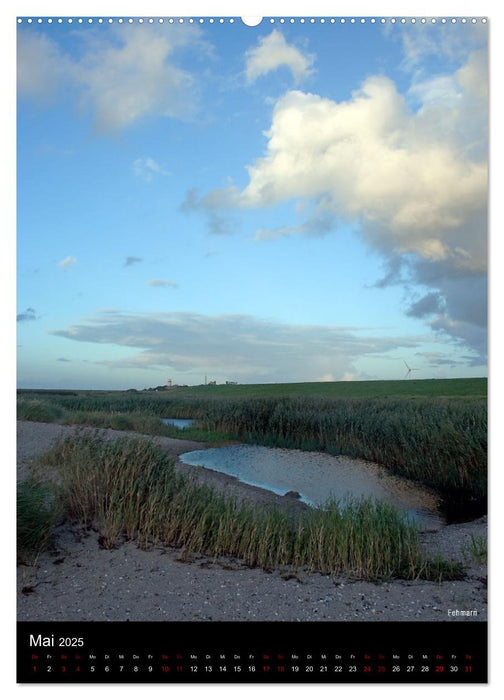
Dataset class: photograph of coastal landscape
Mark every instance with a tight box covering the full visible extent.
[16,10,488,684]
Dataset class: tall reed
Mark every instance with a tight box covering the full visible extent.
[188,396,487,507]
[18,390,487,512]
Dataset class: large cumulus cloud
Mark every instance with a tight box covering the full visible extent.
[187,41,488,363]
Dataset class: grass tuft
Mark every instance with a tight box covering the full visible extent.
[17,479,60,559]
[33,433,465,582]
[17,399,67,423]
[463,534,487,564]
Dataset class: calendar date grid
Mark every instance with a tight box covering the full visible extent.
[26,647,478,679]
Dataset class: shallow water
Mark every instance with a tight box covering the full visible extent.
[179,444,445,530]
[161,418,195,430]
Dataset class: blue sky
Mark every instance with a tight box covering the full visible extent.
[16,12,488,389]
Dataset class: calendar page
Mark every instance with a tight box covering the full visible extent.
[16,10,488,684]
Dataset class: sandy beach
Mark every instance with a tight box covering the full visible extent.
[17,421,487,623]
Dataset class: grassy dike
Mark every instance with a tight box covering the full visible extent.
[20,432,464,582]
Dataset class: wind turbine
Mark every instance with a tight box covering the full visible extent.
[403,360,419,379]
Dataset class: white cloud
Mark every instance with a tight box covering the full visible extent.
[57,256,77,269]
[244,29,314,84]
[235,74,486,274]
[17,25,205,132]
[76,26,197,132]
[17,31,72,100]
[456,48,488,104]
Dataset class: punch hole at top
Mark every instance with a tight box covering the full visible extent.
[241,17,263,26]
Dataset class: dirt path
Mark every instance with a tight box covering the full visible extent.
[17,421,487,622]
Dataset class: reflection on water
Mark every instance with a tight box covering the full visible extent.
[180,444,445,530]
[161,418,195,430]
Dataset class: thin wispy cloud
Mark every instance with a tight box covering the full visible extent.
[255,212,336,241]
[50,310,425,384]
[17,307,37,322]
[148,279,178,288]
[396,21,487,74]
[124,257,142,267]
[133,157,170,182]
[181,186,241,236]
[57,256,77,269]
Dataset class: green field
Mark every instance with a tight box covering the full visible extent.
[18,376,487,401]
[158,377,488,400]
